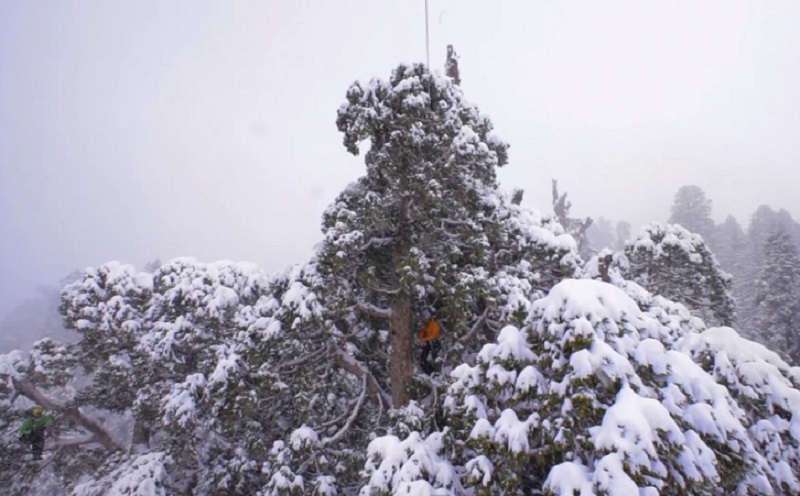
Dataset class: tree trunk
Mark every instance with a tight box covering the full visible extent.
[389,194,415,407]
[389,290,413,407]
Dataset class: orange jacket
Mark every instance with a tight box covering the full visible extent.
[418,318,441,342]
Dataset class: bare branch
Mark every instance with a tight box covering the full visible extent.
[12,377,124,452]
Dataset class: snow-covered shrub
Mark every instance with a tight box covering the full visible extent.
[359,430,459,496]
[71,452,171,496]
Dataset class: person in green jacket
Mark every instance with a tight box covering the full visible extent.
[19,406,55,460]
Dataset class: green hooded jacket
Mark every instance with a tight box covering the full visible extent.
[20,415,55,436]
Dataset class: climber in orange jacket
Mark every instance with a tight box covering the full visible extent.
[418,316,442,375]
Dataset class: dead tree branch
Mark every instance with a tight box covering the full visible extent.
[12,377,123,453]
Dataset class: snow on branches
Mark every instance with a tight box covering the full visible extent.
[438,279,796,495]
[621,223,736,327]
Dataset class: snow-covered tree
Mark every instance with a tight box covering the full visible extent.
[330,61,507,406]
[363,279,800,495]
[254,63,579,491]
[668,185,715,242]
[621,223,735,327]
[679,327,800,493]
[1,259,281,494]
[752,228,800,363]
[59,262,153,420]
[747,206,800,250]
[326,62,580,408]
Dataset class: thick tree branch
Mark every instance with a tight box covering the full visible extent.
[441,218,467,227]
[373,285,401,296]
[328,343,392,409]
[12,377,124,453]
[359,237,393,251]
[355,299,393,320]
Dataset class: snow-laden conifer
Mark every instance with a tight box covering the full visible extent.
[621,223,735,327]
[363,279,800,495]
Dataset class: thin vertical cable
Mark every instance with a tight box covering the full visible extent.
[425,0,430,66]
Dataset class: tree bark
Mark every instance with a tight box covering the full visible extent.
[389,290,413,407]
[12,377,124,453]
[388,193,416,408]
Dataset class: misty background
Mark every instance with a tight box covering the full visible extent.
[2,0,799,348]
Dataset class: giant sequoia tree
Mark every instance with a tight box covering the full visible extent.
[329,63,509,406]
[323,63,579,408]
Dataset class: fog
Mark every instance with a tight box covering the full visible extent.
[2,0,799,326]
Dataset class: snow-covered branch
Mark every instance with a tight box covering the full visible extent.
[322,374,367,446]
[277,346,328,371]
[12,377,124,453]
[329,342,392,408]
[355,299,393,320]
[359,237,393,251]
[441,218,467,227]
[373,285,401,295]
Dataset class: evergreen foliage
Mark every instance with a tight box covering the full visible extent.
[621,223,736,327]
[752,228,800,364]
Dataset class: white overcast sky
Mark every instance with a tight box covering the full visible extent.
[1,0,799,319]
